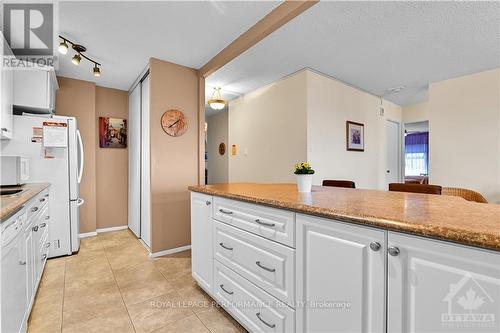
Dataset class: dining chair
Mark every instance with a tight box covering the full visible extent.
[442,187,488,203]
[322,180,356,189]
[388,183,442,195]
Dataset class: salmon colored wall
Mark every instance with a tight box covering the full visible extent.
[148,58,199,253]
[95,87,129,229]
[55,77,97,234]
[56,77,129,233]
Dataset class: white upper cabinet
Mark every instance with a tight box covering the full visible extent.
[296,214,386,333]
[387,232,500,333]
[0,36,14,139]
[191,192,214,294]
[13,66,58,112]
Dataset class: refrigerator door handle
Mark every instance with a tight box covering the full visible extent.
[77,198,85,207]
[77,129,84,184]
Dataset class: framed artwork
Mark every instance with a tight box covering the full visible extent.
[99,117,127,148]
[346,121,364,151]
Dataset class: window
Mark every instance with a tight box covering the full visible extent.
[405,132,429,176]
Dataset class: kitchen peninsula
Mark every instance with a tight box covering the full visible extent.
[189,183,500,333]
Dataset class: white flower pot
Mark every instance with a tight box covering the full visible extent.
[296,174,313,192]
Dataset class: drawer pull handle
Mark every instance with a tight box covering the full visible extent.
[256,312,276,328]
[45,242,51,248]
[205,201,211,206]
[256,261,275,272]
[219,284,234,295]
[255,219,275,227]
[31,207,39,213]
[32,226,39,232]
[44,194,49,197]
[40,222,47,228]
[19,260,26,265]
[219,242,233,251]
[219,209,233,215]
[44,216,50,220]
[39,198,45,202]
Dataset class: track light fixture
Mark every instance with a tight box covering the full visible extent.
[59,35,102,77]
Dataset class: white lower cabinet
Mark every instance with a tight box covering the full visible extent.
[214,221,295,304]
[191,192,214,294]
[387,232,500,333]
[214,260,295,332]
[190,193,500,333]
[296,214,386,333]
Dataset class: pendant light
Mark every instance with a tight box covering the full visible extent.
[208,87,226,110]
[93,64,101,77]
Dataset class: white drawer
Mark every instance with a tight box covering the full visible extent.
[213,197,295,247]
[214,260,295,333]
[214,221,295,304]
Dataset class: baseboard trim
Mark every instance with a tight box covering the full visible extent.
[149,245,191,258]
[96,225,128,234]
[79,231,98,238]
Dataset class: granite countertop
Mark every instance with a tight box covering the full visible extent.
[1,183,50,221]
[189,183,500,251]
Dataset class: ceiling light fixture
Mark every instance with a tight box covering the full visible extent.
[59,35,102,77]
[208,87,226,110]
[93,64,101,77]
[71,53,81,65]
[58,38,68,54]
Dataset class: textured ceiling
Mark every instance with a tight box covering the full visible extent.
[207,1,500,106]
[57,1,279,91]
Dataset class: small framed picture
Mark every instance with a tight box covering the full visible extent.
[346,121,364,151]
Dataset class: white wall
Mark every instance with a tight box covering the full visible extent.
[428,68,500,203]
[228,71,308,182]
[403,101,430,123]
[306,71,402,190]
[206,110,228,183]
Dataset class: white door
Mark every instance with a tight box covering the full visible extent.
[296,214,386,333]
[190,192,214,293]
[128,84,141,237]
[387,232,500,333]
[386,120,401,187]
[140,74,151,247]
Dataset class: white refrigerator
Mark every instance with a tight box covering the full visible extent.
[0,114,84,257]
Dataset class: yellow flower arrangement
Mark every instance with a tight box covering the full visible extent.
[294,161,315,175]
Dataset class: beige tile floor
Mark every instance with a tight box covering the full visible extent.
[28,229,246,333]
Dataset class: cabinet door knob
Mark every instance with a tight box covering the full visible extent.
[32,225,39,232]
[205,201,211,206]
[31,207,39,213]
[40,222,47,228]
[1,127,8,132]
[19,260,26,265]
[39,198,45,202]
[369,242,381,252]
[45,242,51,248]
[388,246,400,256]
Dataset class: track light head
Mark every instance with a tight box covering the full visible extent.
[93,64,101,77]
[72,53,81,65]
[58,40,68,55]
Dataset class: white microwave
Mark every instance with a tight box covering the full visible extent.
[0,156,30,186]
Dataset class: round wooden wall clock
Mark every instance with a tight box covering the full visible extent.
[161,110,187,137]
[218,143,226,155]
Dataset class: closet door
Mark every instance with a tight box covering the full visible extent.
[128,84,141,237]
[140,75,151,247]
